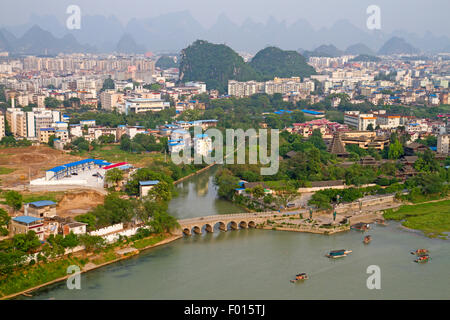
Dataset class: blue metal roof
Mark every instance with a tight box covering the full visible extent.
[47,159,111,173]
[28,200,56,207]
[13,216,42,224]
[301,109,324,115]
[139,180,160,186]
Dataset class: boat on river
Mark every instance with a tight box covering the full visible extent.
[363,235,372,244]
[411,249,429,256]
[351,223,370,232]
[290,273,309,283]
[326,249,352,258]
[414,255,430,263]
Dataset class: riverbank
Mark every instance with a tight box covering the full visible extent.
[258,211,385,235]
[1,233,182,300]
[383,199,450,239]
[173,163,216,185]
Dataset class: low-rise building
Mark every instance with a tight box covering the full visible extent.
[24,200,57,218]
[124,98,170,114]
[10,216,45,240]
[437,134,450,155]
[139,180,160,199]
[61,222,87,236]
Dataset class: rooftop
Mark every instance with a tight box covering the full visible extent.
[139,180,160,186]
[28,200,56,207]
[12,216,43,224]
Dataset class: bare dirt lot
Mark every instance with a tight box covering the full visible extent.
[0,146,83,188]
[55,189,105,218]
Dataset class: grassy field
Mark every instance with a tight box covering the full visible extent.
[133,234,167,249]
[0,190,65,204]
[75,145,165,166]
[0,257,87,298]
[0,167,15,175]
[92,249,118,265]
[384,200,450,239]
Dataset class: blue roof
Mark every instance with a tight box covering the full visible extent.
[28,200,56,207]
[195,134,208,138]
[301,109,324,115]
[47,159,111,173]
[139,180,160,186]
[13,216,42,224]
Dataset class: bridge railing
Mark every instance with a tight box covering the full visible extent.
[178,211,284,224]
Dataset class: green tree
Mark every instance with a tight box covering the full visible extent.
[145,181,172,202]
[12,231,41,253]
[48,134,57,147]
[251,185,265,199]
[388,139,404,160]
[105,168,124,188]
[101,77,115,91]
[148,209,179,233]
[44,97,62,109]
[0,208,10,236]
[5,190,22,213]
[78,234,106,252]
[60,232,80,249]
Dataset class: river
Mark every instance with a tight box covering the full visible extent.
[27,167,450,300]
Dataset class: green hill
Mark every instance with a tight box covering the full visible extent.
[378,37,419,55]
[179,40,259,93]
[179,40,316,93]
[349,54,381,62]
[249,46,316,81]
[156,55,179,69]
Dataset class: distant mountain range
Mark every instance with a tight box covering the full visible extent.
[1,11,450,55]
[0,25,94,55]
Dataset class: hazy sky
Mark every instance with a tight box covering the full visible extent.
[1,0,449,36]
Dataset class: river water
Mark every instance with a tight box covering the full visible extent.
[28,167,450,300]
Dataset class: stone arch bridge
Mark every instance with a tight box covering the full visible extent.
[176,212,281,236]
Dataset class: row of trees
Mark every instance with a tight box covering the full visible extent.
[119,134,167,153]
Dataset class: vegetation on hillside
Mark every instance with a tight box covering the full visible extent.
[249,46,316,80]
[179,40,316,93]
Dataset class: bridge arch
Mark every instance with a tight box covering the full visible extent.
[183,228,191,236]
[227,221,238,230]
[191,226,201,235]
[239,221,248,229]
[203,224,214,233]
[248,221,256,228]
[214,221,227,232]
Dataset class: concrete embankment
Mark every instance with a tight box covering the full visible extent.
[173,163,216,185]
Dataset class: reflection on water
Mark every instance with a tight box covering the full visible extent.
[168,166,244,219]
